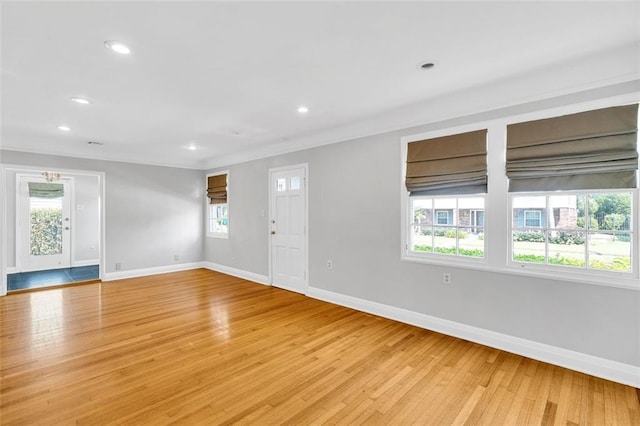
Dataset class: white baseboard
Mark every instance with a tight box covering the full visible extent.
[202,261,271,285]
[306,286,640,388]
[272,282,305,294]
[72,259,100,267]
[102,262,204,281]
[101,261,271,285]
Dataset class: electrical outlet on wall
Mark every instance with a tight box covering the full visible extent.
[443,272,451,285]
[174,254,180,261]
[327,260,333,269]
[115,262,122,271]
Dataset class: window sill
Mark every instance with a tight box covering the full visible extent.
[207,233,229,239]
[505,262,639,290]
[402,252,489,271]
[401,253,640,290]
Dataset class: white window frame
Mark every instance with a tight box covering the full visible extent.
[400,92,640,290]
[407,194,486,262]
[401,123,491,269]
[509,190,636,279]
[206,170,229,239]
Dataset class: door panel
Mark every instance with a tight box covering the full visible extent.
[270,166,307,293]
[290,195,303,233]
[18,176,72,271]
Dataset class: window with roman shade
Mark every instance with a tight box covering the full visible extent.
[506,104,639,192]
[405,129,488,196]
[207,174,227,204]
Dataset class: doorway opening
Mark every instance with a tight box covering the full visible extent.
[3,168,103,294]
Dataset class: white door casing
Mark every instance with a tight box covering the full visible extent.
[270,165,308,293]
[17,175,72,272]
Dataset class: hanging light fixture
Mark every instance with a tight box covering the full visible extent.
[42,171,61,182]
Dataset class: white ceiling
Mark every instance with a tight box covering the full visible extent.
[1,1,639,170]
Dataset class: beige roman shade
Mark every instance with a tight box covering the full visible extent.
[506,104,638,192]
[405,129,488,196]
[207,174,227,204]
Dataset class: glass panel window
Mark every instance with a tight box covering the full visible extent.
[209,203,229,235]
[290,176,301,190]
[511,192,632,273]
[410,196,485,259]
[512,230,545,264]
[207,171,229,237]
[30,196,63,256]
[277,178,286,192]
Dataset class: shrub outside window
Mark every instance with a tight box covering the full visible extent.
[410,196,485,259]
[511,191,633,273]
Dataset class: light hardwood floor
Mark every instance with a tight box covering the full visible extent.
[1,269,638,425]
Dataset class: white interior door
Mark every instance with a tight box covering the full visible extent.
[18,175,72,272]
[270,165,308,293]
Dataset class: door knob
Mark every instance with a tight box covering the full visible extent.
[64,226,70,230]
[271,231,276,235]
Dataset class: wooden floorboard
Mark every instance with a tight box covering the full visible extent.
[0,268,638,425]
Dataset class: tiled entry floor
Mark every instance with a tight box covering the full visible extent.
[8,265,99,291]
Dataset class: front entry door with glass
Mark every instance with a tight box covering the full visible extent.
[18,175,72,272]
[270,166,308,294]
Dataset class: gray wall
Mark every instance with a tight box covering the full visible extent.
[5,170,18,268]
[205,85,640,367]
[1,151,204,273]
[72,174,100,262]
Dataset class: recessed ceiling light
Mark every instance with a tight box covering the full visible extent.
[297,106,309,114]
[57,125,71,131]
[187,144,197,151]
[420,62,435,70]
[71,97,92,105]
[104,40,131,55]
